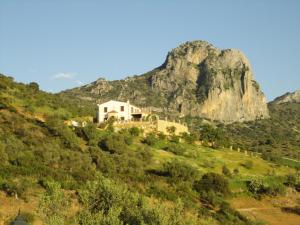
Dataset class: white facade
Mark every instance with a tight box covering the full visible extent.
[97,100,142,123]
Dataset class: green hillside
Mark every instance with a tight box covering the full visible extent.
[224,102,300,161]
[0,74,299,225]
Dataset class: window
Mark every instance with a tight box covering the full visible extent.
[120,117,125,121]
[104,107,107,113]
[120,106,124,112]
[131,107,133,113]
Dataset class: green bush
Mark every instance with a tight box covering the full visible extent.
[222,165,232,177]
[142,132,157,146]
[241,160,253,169]
[163,160,198,182]
[285,174,300,191]
[128,127,140,137]
[194,173,230,196]
[181,132,197,144]
[38,180,70,224]
[99,133,128,154]
[163,143,185,155]
[247,178,286,197]
[76,175,198,225]
[169,135,180,143]
[157,132,166,140]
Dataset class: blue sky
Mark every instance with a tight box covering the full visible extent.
[0,0,299,101]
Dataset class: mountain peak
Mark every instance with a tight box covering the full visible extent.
[61,40,269,123]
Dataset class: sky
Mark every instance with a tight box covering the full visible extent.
[0,0,299,101]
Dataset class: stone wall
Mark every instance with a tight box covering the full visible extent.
[113,120,189,135]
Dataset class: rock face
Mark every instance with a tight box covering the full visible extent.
[62,40,269,123]
[272,90,300,104]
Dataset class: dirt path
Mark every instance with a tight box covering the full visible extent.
[231,193,300,225]
[237,207,273,212]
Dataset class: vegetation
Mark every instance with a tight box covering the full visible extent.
[0,74,299,225]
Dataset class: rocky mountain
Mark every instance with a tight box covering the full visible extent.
[271,90,300,104]
[61,41,269,123]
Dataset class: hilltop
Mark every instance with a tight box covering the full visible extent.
[61,41,269,123]
[271,90,300,104]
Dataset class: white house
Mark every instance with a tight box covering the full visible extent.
[97,100,144,123]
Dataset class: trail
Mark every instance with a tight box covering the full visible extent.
[236,207,274,212]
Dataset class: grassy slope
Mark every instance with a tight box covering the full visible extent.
[1,74,299,225]
[224,102,300,160]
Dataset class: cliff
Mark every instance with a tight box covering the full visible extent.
[61,41,269,122]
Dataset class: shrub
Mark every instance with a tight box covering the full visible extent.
[143,132,157,146]
[181,132,197,144]
[0,178,31,200]
[233,168,239,175]
[38,181,70,224]
[222,165,231,177]
[163,143,185,155]
[163,160,198,182]
[76,175,198,225]
[157,132,166,140]
[99,133,128,154]
[285,174,300,191]
[241,160,253,169]
[199,190,224,208]
[128,127,140,137]
[169,135,180,143]
[194,173,230,196]
[247,178,286,197]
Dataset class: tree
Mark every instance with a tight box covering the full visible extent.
[28,82,39,92]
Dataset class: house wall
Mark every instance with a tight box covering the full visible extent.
[97,100,141,123]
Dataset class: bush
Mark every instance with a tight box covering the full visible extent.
[194,173,230,196]
[222,165,231,177]
[163,160,199,182]
[233,168,239,175]
[199,190,224,208]
[285,174,300,191]
[181,132,197,144]
[128,127,140,137]
[0,178,32,200]
[247,178,286,197]
[169,135,180,143]
[241,160,253,169]
[163,143,185,155]
[143,132,157,146]
[157,132,166,140]
[99,133,130,154]
[76,175,198,225]
[38,181,70,224]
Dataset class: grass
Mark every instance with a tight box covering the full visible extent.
[150,143,296,195]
